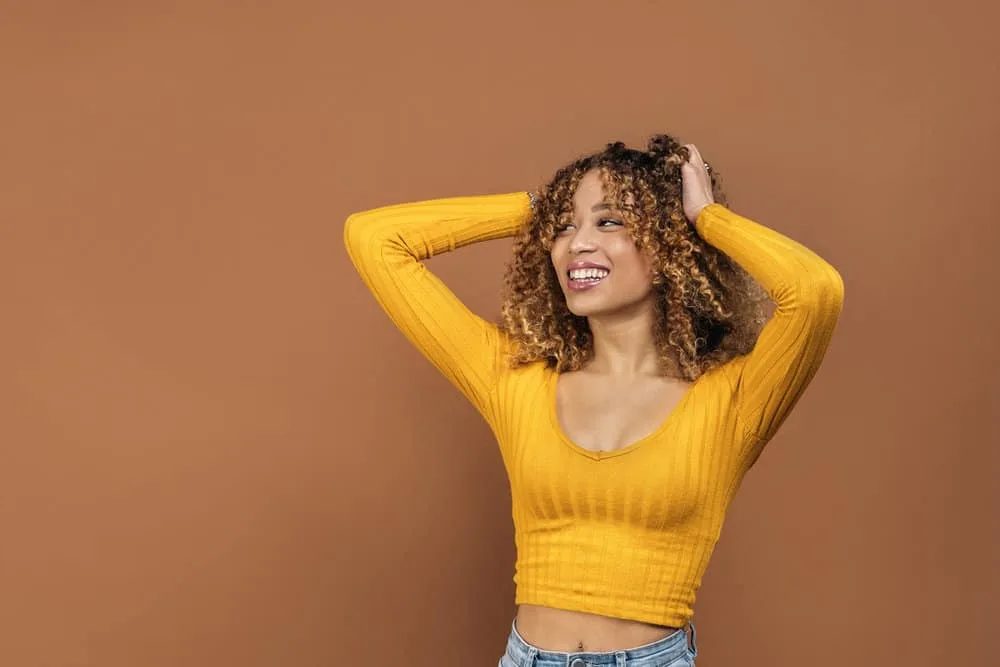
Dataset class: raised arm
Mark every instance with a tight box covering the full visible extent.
[695,203,845,450]
[343,192,532,419]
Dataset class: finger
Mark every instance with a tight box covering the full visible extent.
[684,144,711,183]
[684,144,714,200]
[690,144,708,172]
[684,143,700,165]
[683,143,705,174]
[695,153,714,189]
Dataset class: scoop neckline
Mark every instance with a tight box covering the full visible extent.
[545,366,703,462]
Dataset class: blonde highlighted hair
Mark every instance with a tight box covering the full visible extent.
[499,134,770,380]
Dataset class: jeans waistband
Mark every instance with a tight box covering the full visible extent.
[502,618,697,666]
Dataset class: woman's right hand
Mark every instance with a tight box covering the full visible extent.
[680,143,715,225]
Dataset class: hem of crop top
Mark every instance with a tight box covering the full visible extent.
[515,589,693,630]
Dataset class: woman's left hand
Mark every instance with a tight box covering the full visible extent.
[681,143,715,225]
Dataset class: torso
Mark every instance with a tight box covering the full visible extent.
[516,367,691,651]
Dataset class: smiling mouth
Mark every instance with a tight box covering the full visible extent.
[567,267,609,291]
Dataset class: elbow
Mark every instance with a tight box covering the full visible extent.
[342,210,388,267]
[342,211,369,256]
[820,259,845,308]
[800,259,845,324]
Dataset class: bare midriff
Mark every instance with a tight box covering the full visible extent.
[514,604,683,653]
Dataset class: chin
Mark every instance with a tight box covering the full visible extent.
[562,289,656,319]
[564,294,613,318]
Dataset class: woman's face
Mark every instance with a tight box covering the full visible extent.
[550,169,655,318]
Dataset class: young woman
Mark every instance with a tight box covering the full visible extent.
[344,136,844,667]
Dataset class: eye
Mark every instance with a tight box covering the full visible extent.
[554,223,575,235]
[598,218,623,228]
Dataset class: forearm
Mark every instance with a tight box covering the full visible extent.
[342,191,533,418]
[344,192,532,267]
[694,203,845,444]
[694,203,844,309]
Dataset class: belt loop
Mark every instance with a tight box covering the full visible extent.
[686,620,698,658]
[526,646,539,666]
[615,649,627,667]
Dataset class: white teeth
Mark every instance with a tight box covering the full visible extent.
[569,268,609,281]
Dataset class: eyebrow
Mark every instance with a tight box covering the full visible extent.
[591,202,613,212]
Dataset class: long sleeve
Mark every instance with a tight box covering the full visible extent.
[694,203,845,451]
[343,192,532,420]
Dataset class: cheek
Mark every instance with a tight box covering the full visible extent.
[550,237,572,265]
[608,240,654,283]
[549,246,567,282]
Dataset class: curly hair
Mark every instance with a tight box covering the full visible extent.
[499,134,771,381]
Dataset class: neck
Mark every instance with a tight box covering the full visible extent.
[586,300,660,377]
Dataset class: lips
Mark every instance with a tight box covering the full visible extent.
[566,262,610,292]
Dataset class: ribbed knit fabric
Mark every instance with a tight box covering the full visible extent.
[343,192,844,628]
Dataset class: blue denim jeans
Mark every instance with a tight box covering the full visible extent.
[499,619,698,667]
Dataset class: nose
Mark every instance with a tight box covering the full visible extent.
[568,226,598,255]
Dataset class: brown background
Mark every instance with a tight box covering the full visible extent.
[2,1,998,665]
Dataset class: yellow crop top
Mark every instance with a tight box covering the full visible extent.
[343,191,844,628]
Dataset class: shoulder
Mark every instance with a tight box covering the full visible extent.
[494,337,553,387]
[696,353,749,396]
